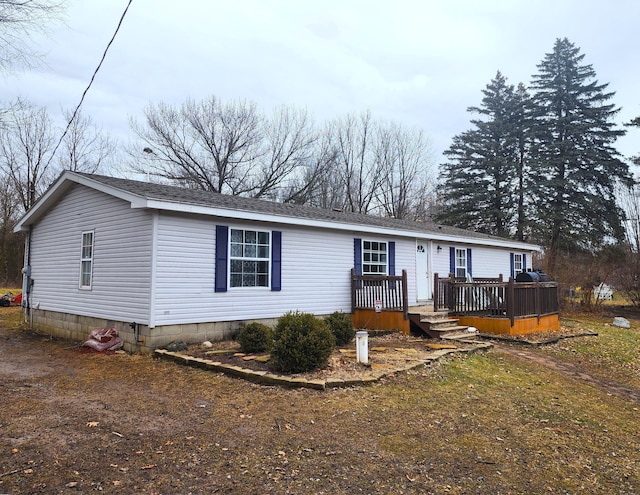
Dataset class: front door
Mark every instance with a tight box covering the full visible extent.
[416,242,431,301]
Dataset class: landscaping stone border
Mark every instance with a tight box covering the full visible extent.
[154,342,493,391]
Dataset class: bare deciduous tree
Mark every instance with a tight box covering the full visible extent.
[0,0,65,73]
[329,111,385,215]
[130,97,263,195]
[0,99,56,210]
[130,98,321,200]
[375,121,432,220]
[281,127,338,206]
[58,109,115,173]
[129,98,437,219]
[252,105,317,199]
[0,172,23,284]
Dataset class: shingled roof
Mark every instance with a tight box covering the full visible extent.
[74,173,531,246]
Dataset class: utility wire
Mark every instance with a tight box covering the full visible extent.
[48,0,133,167]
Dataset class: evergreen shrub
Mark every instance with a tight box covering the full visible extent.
[269,311,335,373]
[324,311,355,346]
[237,322,273,353]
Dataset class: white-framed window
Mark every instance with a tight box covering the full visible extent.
[80,231,94,289]
[362,240,388,275]
[455,248,467,278]
[229,228,270,288]
[514,253,523,275]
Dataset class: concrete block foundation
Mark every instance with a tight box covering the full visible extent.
[28,308,280,353]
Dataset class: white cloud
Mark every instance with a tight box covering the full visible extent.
[3,0,638,163]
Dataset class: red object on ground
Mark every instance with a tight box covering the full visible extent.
[83,327,123,351]
[11,293,22,305]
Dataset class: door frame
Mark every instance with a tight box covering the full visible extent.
[415,240,432,301]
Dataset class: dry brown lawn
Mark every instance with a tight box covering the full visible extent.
[1,306,639,494]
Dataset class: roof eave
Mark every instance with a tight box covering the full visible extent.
[13,171,147,232]
[140,199,542,251]
[14,171,541,253]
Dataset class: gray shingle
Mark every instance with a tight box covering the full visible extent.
[79,172,525,244]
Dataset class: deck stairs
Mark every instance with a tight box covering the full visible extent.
[408,305,478,341]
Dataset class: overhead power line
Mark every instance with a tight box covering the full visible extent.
[48,0,133,166]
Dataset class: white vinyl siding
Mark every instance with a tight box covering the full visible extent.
[28,181,536,329]
[29,185,153,323]
[152,213,417,325]
[433,245,524,281]
[152,213,423,325]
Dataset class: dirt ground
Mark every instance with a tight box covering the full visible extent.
[1,307,640,494]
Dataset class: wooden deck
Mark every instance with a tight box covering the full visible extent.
[350,271,560,336]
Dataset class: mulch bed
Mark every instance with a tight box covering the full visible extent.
[178,332,480,381]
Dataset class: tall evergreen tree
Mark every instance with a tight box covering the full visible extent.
[511,83,534,241]
[628,115,640,166]
[436,72,531,237]
[529,38,631,272]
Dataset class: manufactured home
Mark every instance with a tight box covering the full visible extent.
[14,171,540,351]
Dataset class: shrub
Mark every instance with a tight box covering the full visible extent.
[324,311,355,346]
[269,311,335,373]
[237,322,273,353]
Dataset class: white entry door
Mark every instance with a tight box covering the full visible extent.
[416,242,431,301]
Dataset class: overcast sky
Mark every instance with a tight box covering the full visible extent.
[4,0,640,172]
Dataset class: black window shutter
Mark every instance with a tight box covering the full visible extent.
[467,248,472,277]
[388,241,396,289]
[215,225,228,292]
[354,238,362,275]
[388,241,396,276]
[510,252,515,278]
[449,247,455,275]
[271,231,282,291]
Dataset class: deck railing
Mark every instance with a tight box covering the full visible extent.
[351,269,408,319]
[434,273,559,327]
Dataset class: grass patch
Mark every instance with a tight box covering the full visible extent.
[1,309,639,494]
[543,314,640,390]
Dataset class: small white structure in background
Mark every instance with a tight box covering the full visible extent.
[593,283,614,301]
[612,317,630,329]
[356,331,369,364]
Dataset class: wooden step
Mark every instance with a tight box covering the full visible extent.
[408,311,468,339]
[420,318,460,330]
[428,325,471,338]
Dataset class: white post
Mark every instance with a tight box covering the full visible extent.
[355,330,368,364]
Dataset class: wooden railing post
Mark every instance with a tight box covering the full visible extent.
[535,281,541,323]
[350,268,355,313]
[448,273,455,311]
[433,273,440,311]
[402,269,408,319]
[507,276,515,327]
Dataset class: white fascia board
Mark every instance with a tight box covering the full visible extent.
[138,199,541,251]
[14,171,147,232]
[67,173,148,206]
